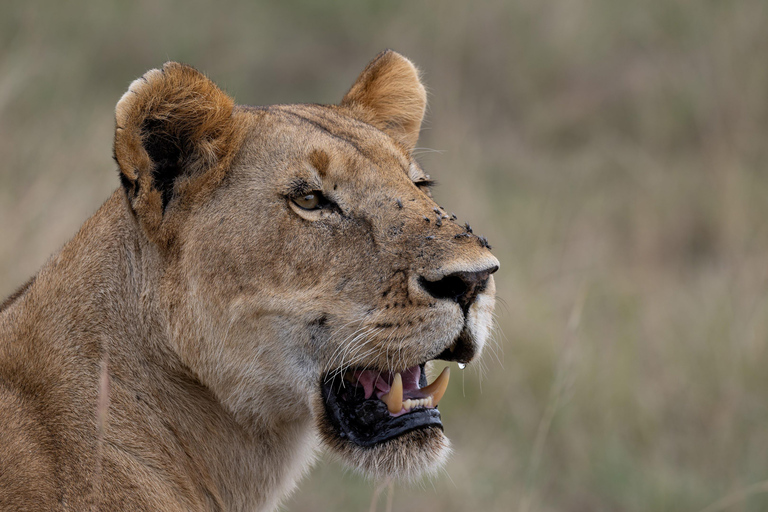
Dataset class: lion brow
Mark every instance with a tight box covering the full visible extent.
[279,109,366,151]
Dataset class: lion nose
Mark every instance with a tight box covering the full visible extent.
[418,264,498,312]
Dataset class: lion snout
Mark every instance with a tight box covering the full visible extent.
[417,264,498,313]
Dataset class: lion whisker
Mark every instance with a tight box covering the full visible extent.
[325,327,385,384]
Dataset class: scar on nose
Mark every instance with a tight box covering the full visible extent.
[309,149,330,177]
[396,198,403,209]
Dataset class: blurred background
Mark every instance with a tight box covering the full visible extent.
[2,1,768,511]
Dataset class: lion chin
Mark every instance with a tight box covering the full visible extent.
[314,364,453,481]
[323,423,450,482]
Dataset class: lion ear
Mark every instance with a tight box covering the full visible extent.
[114,62,239,232]
[340,50,427,152]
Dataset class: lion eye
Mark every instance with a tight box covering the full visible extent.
[292,192,323,210]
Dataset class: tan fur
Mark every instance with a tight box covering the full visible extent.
[341,50,427,150]
[0,51,498,511]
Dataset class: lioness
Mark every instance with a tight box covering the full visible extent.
[0,51,498,511]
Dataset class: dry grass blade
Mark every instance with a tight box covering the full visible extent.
[92,352,110,510]
[696,480,768,512]
[519,283,587,512]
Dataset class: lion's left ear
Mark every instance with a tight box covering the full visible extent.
[340,50,427,152]
[114,62,241,238]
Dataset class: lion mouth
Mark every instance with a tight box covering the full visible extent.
[320,364,450,447]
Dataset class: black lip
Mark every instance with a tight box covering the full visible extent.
[320,366,443,447]
[434,327,476,364]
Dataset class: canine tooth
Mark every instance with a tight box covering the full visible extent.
[382,373,403,414]
[420,366,450,406]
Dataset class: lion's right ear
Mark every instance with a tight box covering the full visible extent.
[114,62,239,236]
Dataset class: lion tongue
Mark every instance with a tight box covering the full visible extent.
[350,370,389,399]
[350,367,420,399]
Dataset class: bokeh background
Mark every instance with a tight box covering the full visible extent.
[2,1,768,511]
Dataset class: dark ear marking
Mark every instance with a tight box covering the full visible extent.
[113,62,239,237]
[118,168,136,197]
[141,118,183,212]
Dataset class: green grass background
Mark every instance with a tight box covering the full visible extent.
[2,1,768,511]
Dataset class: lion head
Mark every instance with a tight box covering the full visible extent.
[112,51,498,484]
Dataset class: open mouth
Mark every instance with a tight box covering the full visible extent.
[320,363,451,447]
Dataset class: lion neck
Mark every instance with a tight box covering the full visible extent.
[7,189,317,511]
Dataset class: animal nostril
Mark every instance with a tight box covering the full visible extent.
[418,265,497,311]
[418,274,469,303]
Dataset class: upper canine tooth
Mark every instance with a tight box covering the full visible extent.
[420,366,450,406]
[382,373,403,414]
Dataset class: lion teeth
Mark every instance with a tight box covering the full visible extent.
[419,366,450,406]
[401,397,434,411]
[380,367,450,414]
[382,373,403,414]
